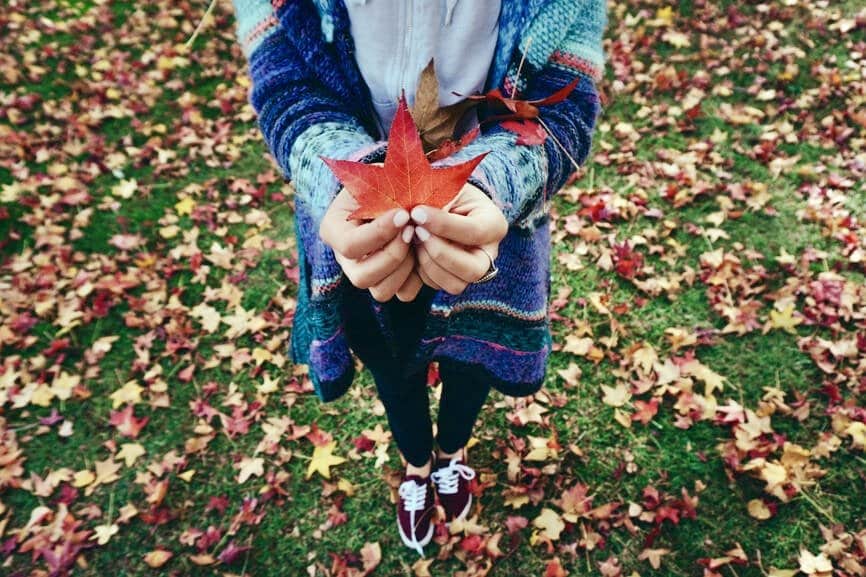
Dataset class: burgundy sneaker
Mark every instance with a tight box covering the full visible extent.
[396,474,435,555]
[431,453,476,524]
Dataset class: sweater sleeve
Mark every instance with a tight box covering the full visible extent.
[435,0,606,227]
[231,0,383,223]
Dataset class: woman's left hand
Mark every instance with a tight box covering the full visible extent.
[410,183,509,295]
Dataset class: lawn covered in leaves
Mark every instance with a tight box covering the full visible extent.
[2,0,866,575]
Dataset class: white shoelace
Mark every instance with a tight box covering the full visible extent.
[398,479,428,512]
[431,458,475,495]
[398,480,429,556]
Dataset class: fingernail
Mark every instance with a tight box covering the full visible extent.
[402,225,414,243]
[415,226,430,242]
[393,209,410,227]
[411,206,428,224]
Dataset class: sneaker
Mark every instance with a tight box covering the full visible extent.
[431,452,476,524]
[396,474,435,556]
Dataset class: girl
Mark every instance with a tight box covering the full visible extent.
[232,0,606,556]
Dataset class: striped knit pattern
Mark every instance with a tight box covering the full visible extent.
[232,0,279,57]
[230,0,607,402]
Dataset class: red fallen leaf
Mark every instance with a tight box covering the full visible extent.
[322,94,487,220]
[427,126,480,162]
[561,483,592,517]
[218,540,251,564]
[460,534,485,555]
[139,506,174,525]
[505,515,529,534]
[352,434,375,453]
[324,502,348,529]
[632,397,660,425]
[545,557,569,577]
[41,338,70,358]
[109,405,149,438]
[612,241,644,279]
[305,424,333,447]
[502,119,548,145]
[205,495,230,514]
[654,504,681,526]
[177,364,195,382]
[464,77,580,120]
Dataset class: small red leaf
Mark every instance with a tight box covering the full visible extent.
[502,120,548,145]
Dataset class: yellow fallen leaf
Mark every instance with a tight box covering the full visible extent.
[532,508,565,541]
[337,478,355,497]
[73,469,95,488]
[88,459,122,495]
[638,548,671,570]
[798,549,833,576]
[109,380,144,409]
[30,383,55,407]
[305,442,346,480]
[178,469,195,482]
[747,499,772,520]
[143,549,173,568]
[524,435,556,462]
[236,456,264,484]
[252,347,273,366]
[563,335,593,356]
[631,344,658,373]
[769,305,802,334]
[116,443,146,467]
[111,179,137,199]
[175,196,196,216]
[504,493,529,509]
[91,523,119,545]
[52,371,80,401]
[257,374,280,395]
[601,383,631,407]
[653,6,674,26]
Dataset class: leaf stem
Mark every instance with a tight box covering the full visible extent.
[186,0,220,49]
[510,37,533,99]
[537,117,581,173]
[798,488,838,525]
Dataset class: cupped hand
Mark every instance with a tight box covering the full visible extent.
[319,187,417,303]
[409,183,509,295]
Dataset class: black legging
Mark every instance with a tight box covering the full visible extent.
[341,285,492,467]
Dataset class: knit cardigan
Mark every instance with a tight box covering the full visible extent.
[231,0,607,402]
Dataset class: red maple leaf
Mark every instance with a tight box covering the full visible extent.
[321,94,488,220]
[108,405,149,438]
[464,77,580,120]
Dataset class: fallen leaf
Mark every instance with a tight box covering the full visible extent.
[322,94,487,219]
[305,442,347,480]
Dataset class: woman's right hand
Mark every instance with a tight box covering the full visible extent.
[319,187,418,303]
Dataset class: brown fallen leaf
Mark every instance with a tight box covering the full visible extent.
[411,59,476,152]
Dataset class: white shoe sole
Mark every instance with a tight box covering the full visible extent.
[397,515,434,555]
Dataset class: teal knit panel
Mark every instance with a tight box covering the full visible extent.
[287,121,376,224]
[231,0,280,58]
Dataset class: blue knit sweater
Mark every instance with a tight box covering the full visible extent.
[231,0,607,401]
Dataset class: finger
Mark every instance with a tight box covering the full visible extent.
[369,250,416,303]
[416,243,469,295]
[349,231,412,289]
[415,229,488,283]
[417,266,442,291]
[396,271,424,302]
[340,208,409,259]
[402,224,415,244]
[411,204,507,247]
